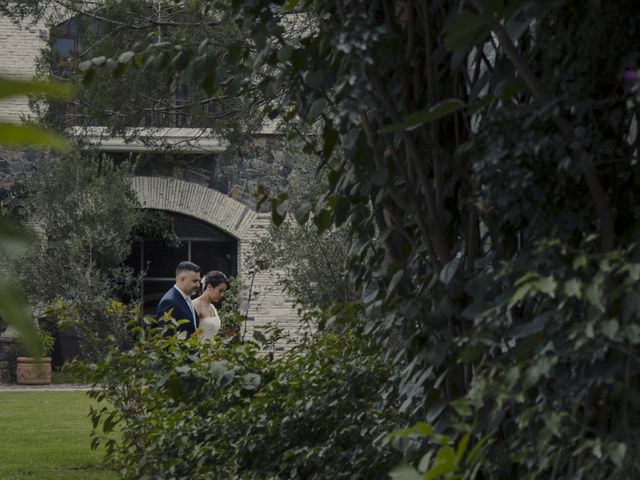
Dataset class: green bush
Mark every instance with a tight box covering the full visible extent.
[5,152,140,358]
[78,307,401,479]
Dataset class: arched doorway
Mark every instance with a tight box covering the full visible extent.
[126,211,238,315]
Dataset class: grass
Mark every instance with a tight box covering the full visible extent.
[0,391,118,480]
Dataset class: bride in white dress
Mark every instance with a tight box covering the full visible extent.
[193,271,228,341]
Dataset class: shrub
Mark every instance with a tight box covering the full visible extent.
[78,306,401,479]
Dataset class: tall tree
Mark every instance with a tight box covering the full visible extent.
[3,0,265,146]
[7,0,640,476]
[120,1,640,476]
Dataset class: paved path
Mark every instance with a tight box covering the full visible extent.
[0,383,92,392]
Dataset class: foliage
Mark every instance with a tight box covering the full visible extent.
[75,305,400,479]
[36,328,55,356]
[0,77,72,150]
[387,422,487,480]
[4,0,267,145]
[250,142,356,310]
[0,75,72,356]
[130,208,181,247]
[217,275,244,334]
[251,220,354,310]
[6,153,141,358]
[459,239,640,478]
[9,0,640,478]
[16,327,56,357]
[208,1,640,478]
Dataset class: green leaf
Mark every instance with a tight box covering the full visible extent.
[83,68,96,85]
[592,440,603,459]
[510,312,551,339]
[78,60,93,72]
[380,99,466,134]
[118,51,135,63]
[468,94,494,115]
[0,217,34,256]
[626,263,640,281]
[307,98,328,122]
[283,0,300,12]
[167,377,183,400]
[495,79,523,101]
[445,13,489,51]
[387,269,404,295]
[278,44,293,62]
[294,202,311,225]
[392,421,433,438]
[253,330,266,344]
[241,372,262,390]
[92,56,106,67]
[370,167,389,187]
[607,442,627,469]
[585,321,595,339]
[272,208,285,226]
[313,209,332,233]
[0,122,69,152]
[585,276,605,312]
[202,73,216,95]
[450,397,472,417]
[175,365,191,374]
[322,122,339,160]
[0,279,40,357]
[563,278,582,298]
[573,255,588,269]
[545,412,563,438]
[362,282,379,304]
[601,319,619,340]
[254,184,268,211]
[424,456,458,480]
[440,256,461,285]
[455,431,471,462]
[509,283,533,307]
[534,276,557,297]
[208,360,229,379]
[172,51,190,71]
[388,463,422,480]
[0,77,73,99]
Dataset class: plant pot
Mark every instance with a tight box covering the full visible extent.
[16,356,52,385]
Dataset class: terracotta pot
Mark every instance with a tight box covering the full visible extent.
[16,356,52,385]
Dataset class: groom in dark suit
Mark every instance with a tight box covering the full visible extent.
[157,261,201,337]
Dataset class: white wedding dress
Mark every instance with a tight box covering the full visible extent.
[198,304,221,341]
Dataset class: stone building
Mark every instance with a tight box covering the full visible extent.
[0,12,303,380]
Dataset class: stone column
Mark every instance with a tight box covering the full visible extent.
[0,326,18,384]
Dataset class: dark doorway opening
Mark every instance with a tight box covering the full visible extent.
[126,211,238,315]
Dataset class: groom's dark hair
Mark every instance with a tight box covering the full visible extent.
[175,261,200,276]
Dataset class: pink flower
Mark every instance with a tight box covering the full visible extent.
[624,70,639,83]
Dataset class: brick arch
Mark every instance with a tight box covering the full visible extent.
[130,176,298,344]
[131,176,256,240]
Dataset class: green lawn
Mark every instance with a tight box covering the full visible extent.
[0,391,118,480]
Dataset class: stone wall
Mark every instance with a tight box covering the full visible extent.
[0,15,46,122]
[0,334,18,384]
[131,135,304,213]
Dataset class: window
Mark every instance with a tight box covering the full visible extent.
[126,212,238,315]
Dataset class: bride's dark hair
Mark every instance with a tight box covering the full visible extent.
[201,271,229,290]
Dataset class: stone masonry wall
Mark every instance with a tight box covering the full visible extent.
[0,336,18,383]
[0,15,46,122]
